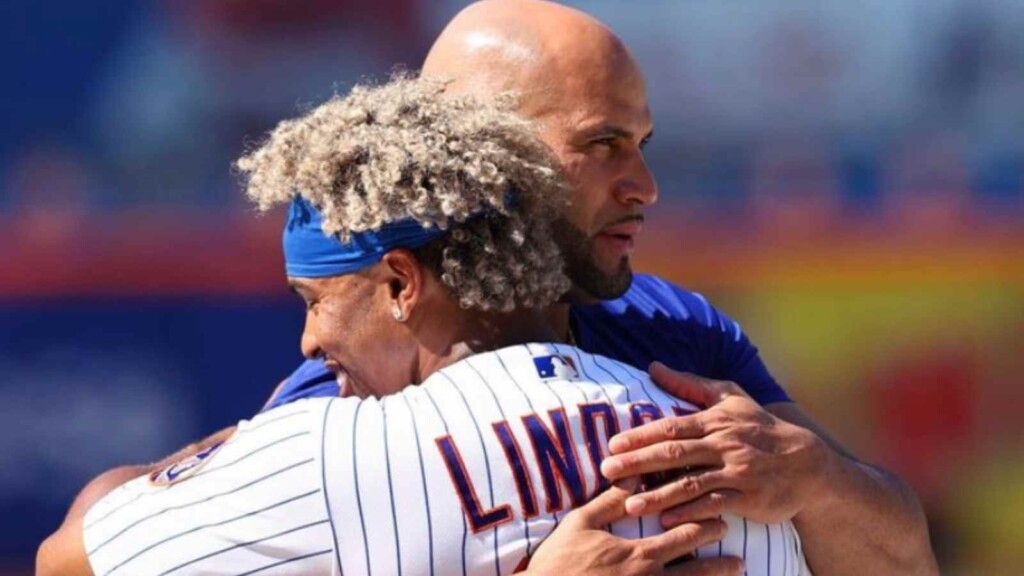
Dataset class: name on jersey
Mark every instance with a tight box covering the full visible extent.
[435,401,693,533]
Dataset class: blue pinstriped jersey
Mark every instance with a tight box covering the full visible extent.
[266,274,790,411]
[83,344,808,575]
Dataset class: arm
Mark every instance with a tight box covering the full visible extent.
[36,512,92,576]
[41,402,331,575]
[601,364,938,576]
[36,426,236,576]
[37,362,328,575]
[767,401,937,576]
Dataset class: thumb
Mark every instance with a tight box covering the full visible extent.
[572,477,641,527]
[649,362,722,408]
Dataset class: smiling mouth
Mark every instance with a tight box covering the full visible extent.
[322,360,353,397]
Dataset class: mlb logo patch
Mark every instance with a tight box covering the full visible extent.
[533,355,578,380]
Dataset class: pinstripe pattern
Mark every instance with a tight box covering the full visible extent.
[320,399,342,573]
[464,356,535,565]
[83,346,809,576]
[315,344,807,576]
[420,384,468,576]
[83,402,334,576]
[574,349,646,537]
[382,403,404,576]
[400,394,436,576]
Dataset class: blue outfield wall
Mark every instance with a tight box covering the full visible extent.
[0,298,306,562]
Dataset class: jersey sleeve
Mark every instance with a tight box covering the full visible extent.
[262,358,339,412]
[82,401,335,576]
[702,302,792,405]
[647,276,791,406]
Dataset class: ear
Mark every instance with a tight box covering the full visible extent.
[378,249,427,322]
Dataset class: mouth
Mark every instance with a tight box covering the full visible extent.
[595,217,644,254]
[322,359,353,397]
[600,219,643,239]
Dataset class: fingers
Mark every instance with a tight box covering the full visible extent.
[568,477,641,527]
[602,439,720,479]
[642,518,728,566]
[624,470,728,516]
[648,363,722,407]
[665,556,745,576]
[661,491,743,528]
[609,414,707,455]
[648,363,748,406]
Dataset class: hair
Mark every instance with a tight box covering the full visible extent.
[235,74,571,312]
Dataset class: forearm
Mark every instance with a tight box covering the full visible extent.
[796,451,937,576]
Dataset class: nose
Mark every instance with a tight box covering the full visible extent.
[299,311,321,360]
[614,151,659,207]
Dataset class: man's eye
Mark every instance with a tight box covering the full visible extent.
[591,137,617,148]
[640,136,652,150]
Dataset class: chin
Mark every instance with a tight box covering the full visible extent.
[572,261,633,302]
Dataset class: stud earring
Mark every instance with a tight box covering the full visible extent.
[392,305,405,322]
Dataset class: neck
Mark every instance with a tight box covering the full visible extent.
[545,302,573,343]
[415,306,564,381]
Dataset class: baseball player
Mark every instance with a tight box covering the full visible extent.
[42,2,936,575]
[43,76,805,576]
[263,3,937,575]
[81,76,798,573]
[83,346,809,576]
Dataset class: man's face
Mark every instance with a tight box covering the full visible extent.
[288,273,411,399]
[528,56,658,302]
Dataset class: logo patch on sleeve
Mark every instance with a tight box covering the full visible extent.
[149,442,224,486]
[533,354,578,380]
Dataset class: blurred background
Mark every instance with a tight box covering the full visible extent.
[2,0,1021,574]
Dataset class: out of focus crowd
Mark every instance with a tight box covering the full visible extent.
[3,0,1022,219]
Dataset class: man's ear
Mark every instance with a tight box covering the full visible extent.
[378,249,427,322]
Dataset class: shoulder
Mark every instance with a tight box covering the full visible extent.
[83,399,337,575]
[630,274,713,317]
[596,273,729,330]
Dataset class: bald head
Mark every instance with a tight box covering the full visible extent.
[422,0,645,123]
[424,0,658,302]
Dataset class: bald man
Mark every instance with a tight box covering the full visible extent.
[269,2,935,575]
[41,1,937,576]
[408,2,937,576]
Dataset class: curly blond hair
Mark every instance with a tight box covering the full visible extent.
[235,75,571,311]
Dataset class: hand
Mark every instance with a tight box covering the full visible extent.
[600,363,831,525]
[522,477,743,576]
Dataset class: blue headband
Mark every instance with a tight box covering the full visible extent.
[283,197,445,278]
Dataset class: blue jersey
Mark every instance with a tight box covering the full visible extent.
[266,273,790,410]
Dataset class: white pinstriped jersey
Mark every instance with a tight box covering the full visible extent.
[83,343,810,576]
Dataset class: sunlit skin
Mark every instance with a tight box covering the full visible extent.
[422,0,657,306]
[288,250,559,399]
[289,272,409,399]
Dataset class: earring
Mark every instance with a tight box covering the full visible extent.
[391,304,405,322]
